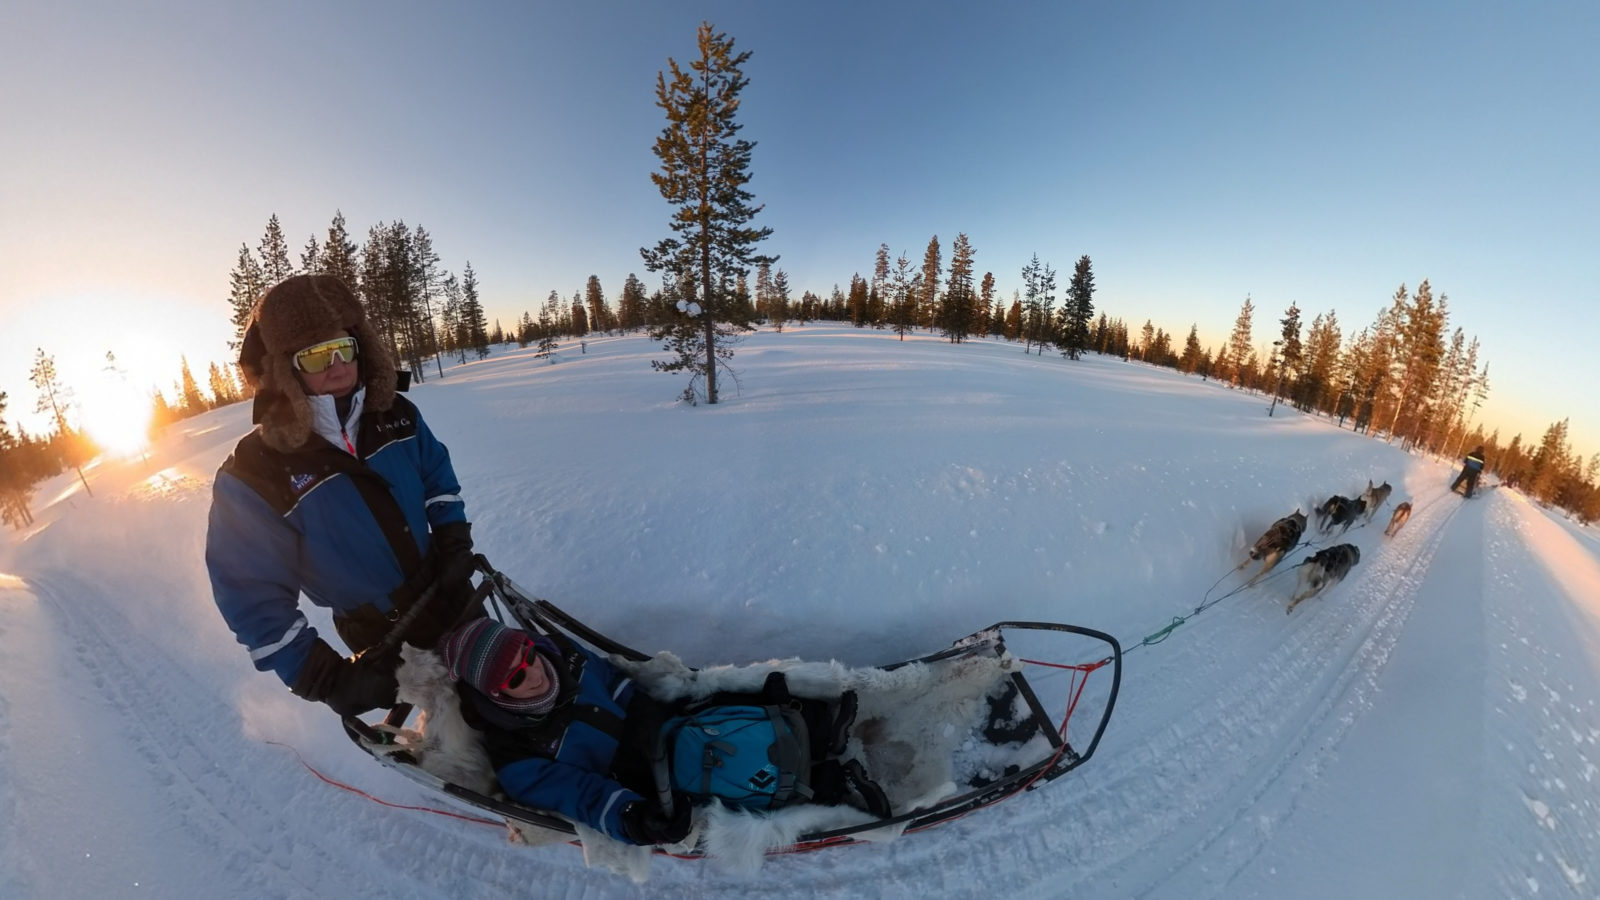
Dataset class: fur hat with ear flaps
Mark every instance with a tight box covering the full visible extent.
[238,274,397,452]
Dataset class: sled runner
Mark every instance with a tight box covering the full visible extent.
[342,561,1122,858]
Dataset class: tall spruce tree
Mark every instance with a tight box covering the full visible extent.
[917,236,942,330]
[460,262,490,360]
[641,22,774,405]
[412,226,445,378]
[769,268,790,332]
[300,234,321,274]
[940,233,976,343]
[618,273,648,331]
[1060,255,1095,359]
[322,210,360,289]
[227,244,266,349]
[258,214,294,285]
[1180,325,1203,373]
[585,275,609,334]
[1020,255,1056,356]
[1223,296,1255,387]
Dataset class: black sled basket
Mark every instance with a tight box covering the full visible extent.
[344,559,1122,856]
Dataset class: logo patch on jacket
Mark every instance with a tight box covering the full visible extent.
[289,472,317,494]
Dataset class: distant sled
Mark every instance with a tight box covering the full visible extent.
[342,562,1122,864]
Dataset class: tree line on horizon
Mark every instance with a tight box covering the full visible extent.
[4,21,1594,529]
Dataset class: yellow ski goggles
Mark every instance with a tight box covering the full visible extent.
[292,336,359,373]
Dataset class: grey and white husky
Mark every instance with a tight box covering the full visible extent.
[1360,480,1393,523]
[1240,510,1307,584]
[1286,543,1361,613]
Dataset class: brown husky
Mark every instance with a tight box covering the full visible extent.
[1240,510,1307,584]
[1384,501,1413,537]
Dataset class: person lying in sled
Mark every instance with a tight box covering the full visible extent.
[437,619,889,847]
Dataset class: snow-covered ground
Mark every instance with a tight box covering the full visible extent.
[2,326,1596,899]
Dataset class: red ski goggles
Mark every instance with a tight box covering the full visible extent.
[292,336,359,373]
[499,640,535,693]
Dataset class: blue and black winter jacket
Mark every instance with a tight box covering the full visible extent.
[206,392,465,686]
[460,636,649,843]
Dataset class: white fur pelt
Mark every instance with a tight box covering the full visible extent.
[383,644,498,796]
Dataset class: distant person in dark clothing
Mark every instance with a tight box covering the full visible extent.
[1451,445,1486,498]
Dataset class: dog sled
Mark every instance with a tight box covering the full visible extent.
[341,560,1122,860]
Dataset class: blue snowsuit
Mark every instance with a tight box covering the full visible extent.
[206,392,466,687]
[458,635,653,843]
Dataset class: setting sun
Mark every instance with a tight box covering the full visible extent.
[78,375,153,458]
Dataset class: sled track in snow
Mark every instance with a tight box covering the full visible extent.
[828,489,1474,900]
[21,570,572,900]
[1069,491,1470,899]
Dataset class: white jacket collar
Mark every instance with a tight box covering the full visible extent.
[305,386,366,455]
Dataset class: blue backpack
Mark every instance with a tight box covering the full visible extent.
[658,705,813,810]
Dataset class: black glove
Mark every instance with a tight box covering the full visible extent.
[620,798,693,846]
[290,639,399,716]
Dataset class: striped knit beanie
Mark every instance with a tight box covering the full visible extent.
[439,619,527,697]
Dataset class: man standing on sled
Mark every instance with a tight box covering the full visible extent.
[206,274,480,717]
[437,619,891,846]
[1451,445,1487,498]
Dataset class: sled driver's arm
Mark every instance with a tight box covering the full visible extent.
[413,414,466,530]
[207,472,322,686]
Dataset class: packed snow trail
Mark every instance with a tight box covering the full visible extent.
[2,329,1597,899]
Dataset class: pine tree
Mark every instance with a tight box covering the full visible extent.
[570,297,589,336]
[640,22,775,404]
[1180,325,1203,373]
[259,214,293,285]
[536,294,559,362]
[1384,280,1447,446]
[940,233,976,343]
[461,262,490,360]
[29,350,73,437]
[227,244,266,349]
[1059,255,1095,360]
[1223,296,1255,387]
[412,225,445,379]
[979,271,997,337]
[847,274,869,327]
[889,251,916,340]
[300,234,321,274]
[586,275,610,334]
[1271,302,1302,412]
[322,210,360,289]
[918,236,942,330]
[177,356,207,413]
[207,362,237,406]
[1020,255,1056,355]
[769,268,790,332]
[872,243,891,321]
[618,273,649,331]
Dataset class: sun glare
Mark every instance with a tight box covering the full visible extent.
[78,377,153,458]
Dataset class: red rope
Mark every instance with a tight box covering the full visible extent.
[265,740,503,828]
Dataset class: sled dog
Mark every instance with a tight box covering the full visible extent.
[1384,501,1413,537]
[1316,495,1364,536]
[1239,510,1307,584]
[1360,480,1392,522]
[1286,544,1361,613]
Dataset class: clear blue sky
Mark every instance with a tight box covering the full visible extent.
[2,0,1595,458]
